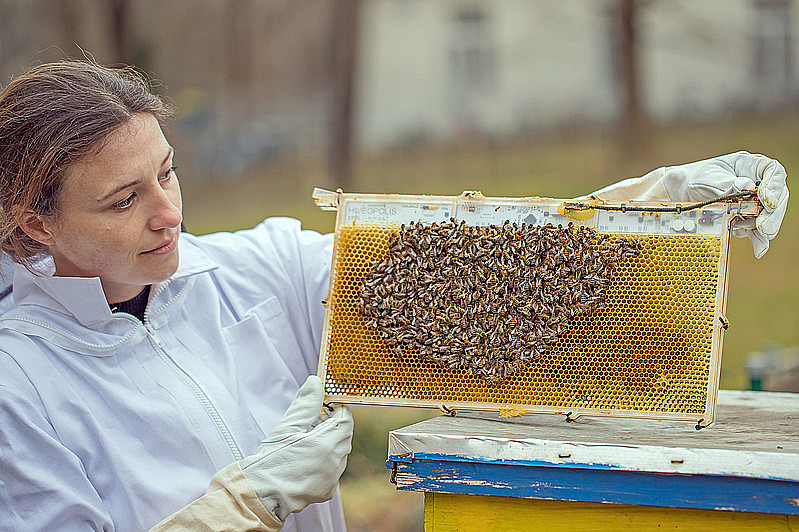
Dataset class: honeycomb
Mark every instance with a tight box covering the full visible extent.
[357,220,642,384]
[323,222,723,416]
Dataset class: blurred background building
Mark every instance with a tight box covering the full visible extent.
[1,1,798,530]
[359,0,796,151]
[2,0,796,179]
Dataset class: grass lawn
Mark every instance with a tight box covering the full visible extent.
[180,114,799,531]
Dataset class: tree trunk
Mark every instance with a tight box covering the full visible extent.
[328,0,359,189]
[109,0,131,64]
[618,0,648,153]
[54,0,84,54]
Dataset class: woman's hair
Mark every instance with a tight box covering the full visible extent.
[0,60,173,267]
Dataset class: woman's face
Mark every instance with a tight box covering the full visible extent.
[38,112,183,303]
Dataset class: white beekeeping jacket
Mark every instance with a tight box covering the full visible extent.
[0,217,345,532]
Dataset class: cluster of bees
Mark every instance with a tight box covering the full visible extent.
[356,218,642,383]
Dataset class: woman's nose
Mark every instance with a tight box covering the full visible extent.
[149,188,183,231]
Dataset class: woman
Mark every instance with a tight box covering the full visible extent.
[0,61,351,532]
[0,61,788,531]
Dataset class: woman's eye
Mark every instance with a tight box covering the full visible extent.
[160,165,178,182]
[114,193,135,210]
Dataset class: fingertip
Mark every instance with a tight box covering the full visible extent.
[757,201,787,239]
[749,230,770,258]
[294,375,325,408]
[299,375,323,396]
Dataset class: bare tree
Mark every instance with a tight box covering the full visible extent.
[328,0,359,189]
[617,0,649,152]
[224,0,255,91]
[109,0,132,63]
[54,0,84,54]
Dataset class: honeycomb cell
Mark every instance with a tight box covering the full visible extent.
[323,222,723,417]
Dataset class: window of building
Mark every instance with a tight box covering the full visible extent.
[450,7,495,92]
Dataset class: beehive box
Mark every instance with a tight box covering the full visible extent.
[314,189,759,427]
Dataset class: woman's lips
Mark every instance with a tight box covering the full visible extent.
[142,233,178,255]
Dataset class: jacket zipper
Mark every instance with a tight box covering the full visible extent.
[142,281,244,461]
[143,321,244,461]
[1,280,246,462]
[0,315,139,349]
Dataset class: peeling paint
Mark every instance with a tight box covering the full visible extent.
[390,457,799,515]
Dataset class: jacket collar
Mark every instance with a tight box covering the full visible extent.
[11,235,218,327]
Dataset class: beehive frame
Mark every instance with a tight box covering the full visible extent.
[314,189,759,427]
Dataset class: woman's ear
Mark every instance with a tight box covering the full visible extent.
[13,207,55,247]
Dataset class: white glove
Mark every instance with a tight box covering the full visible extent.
[661,151,788,258]
[149,375,352,531]
[240,375,353,523]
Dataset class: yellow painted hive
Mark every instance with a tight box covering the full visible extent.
[314,190,759,425]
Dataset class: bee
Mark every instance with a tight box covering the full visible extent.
[355,218,641,383]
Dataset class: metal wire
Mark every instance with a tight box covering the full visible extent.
[572,190,758,214]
